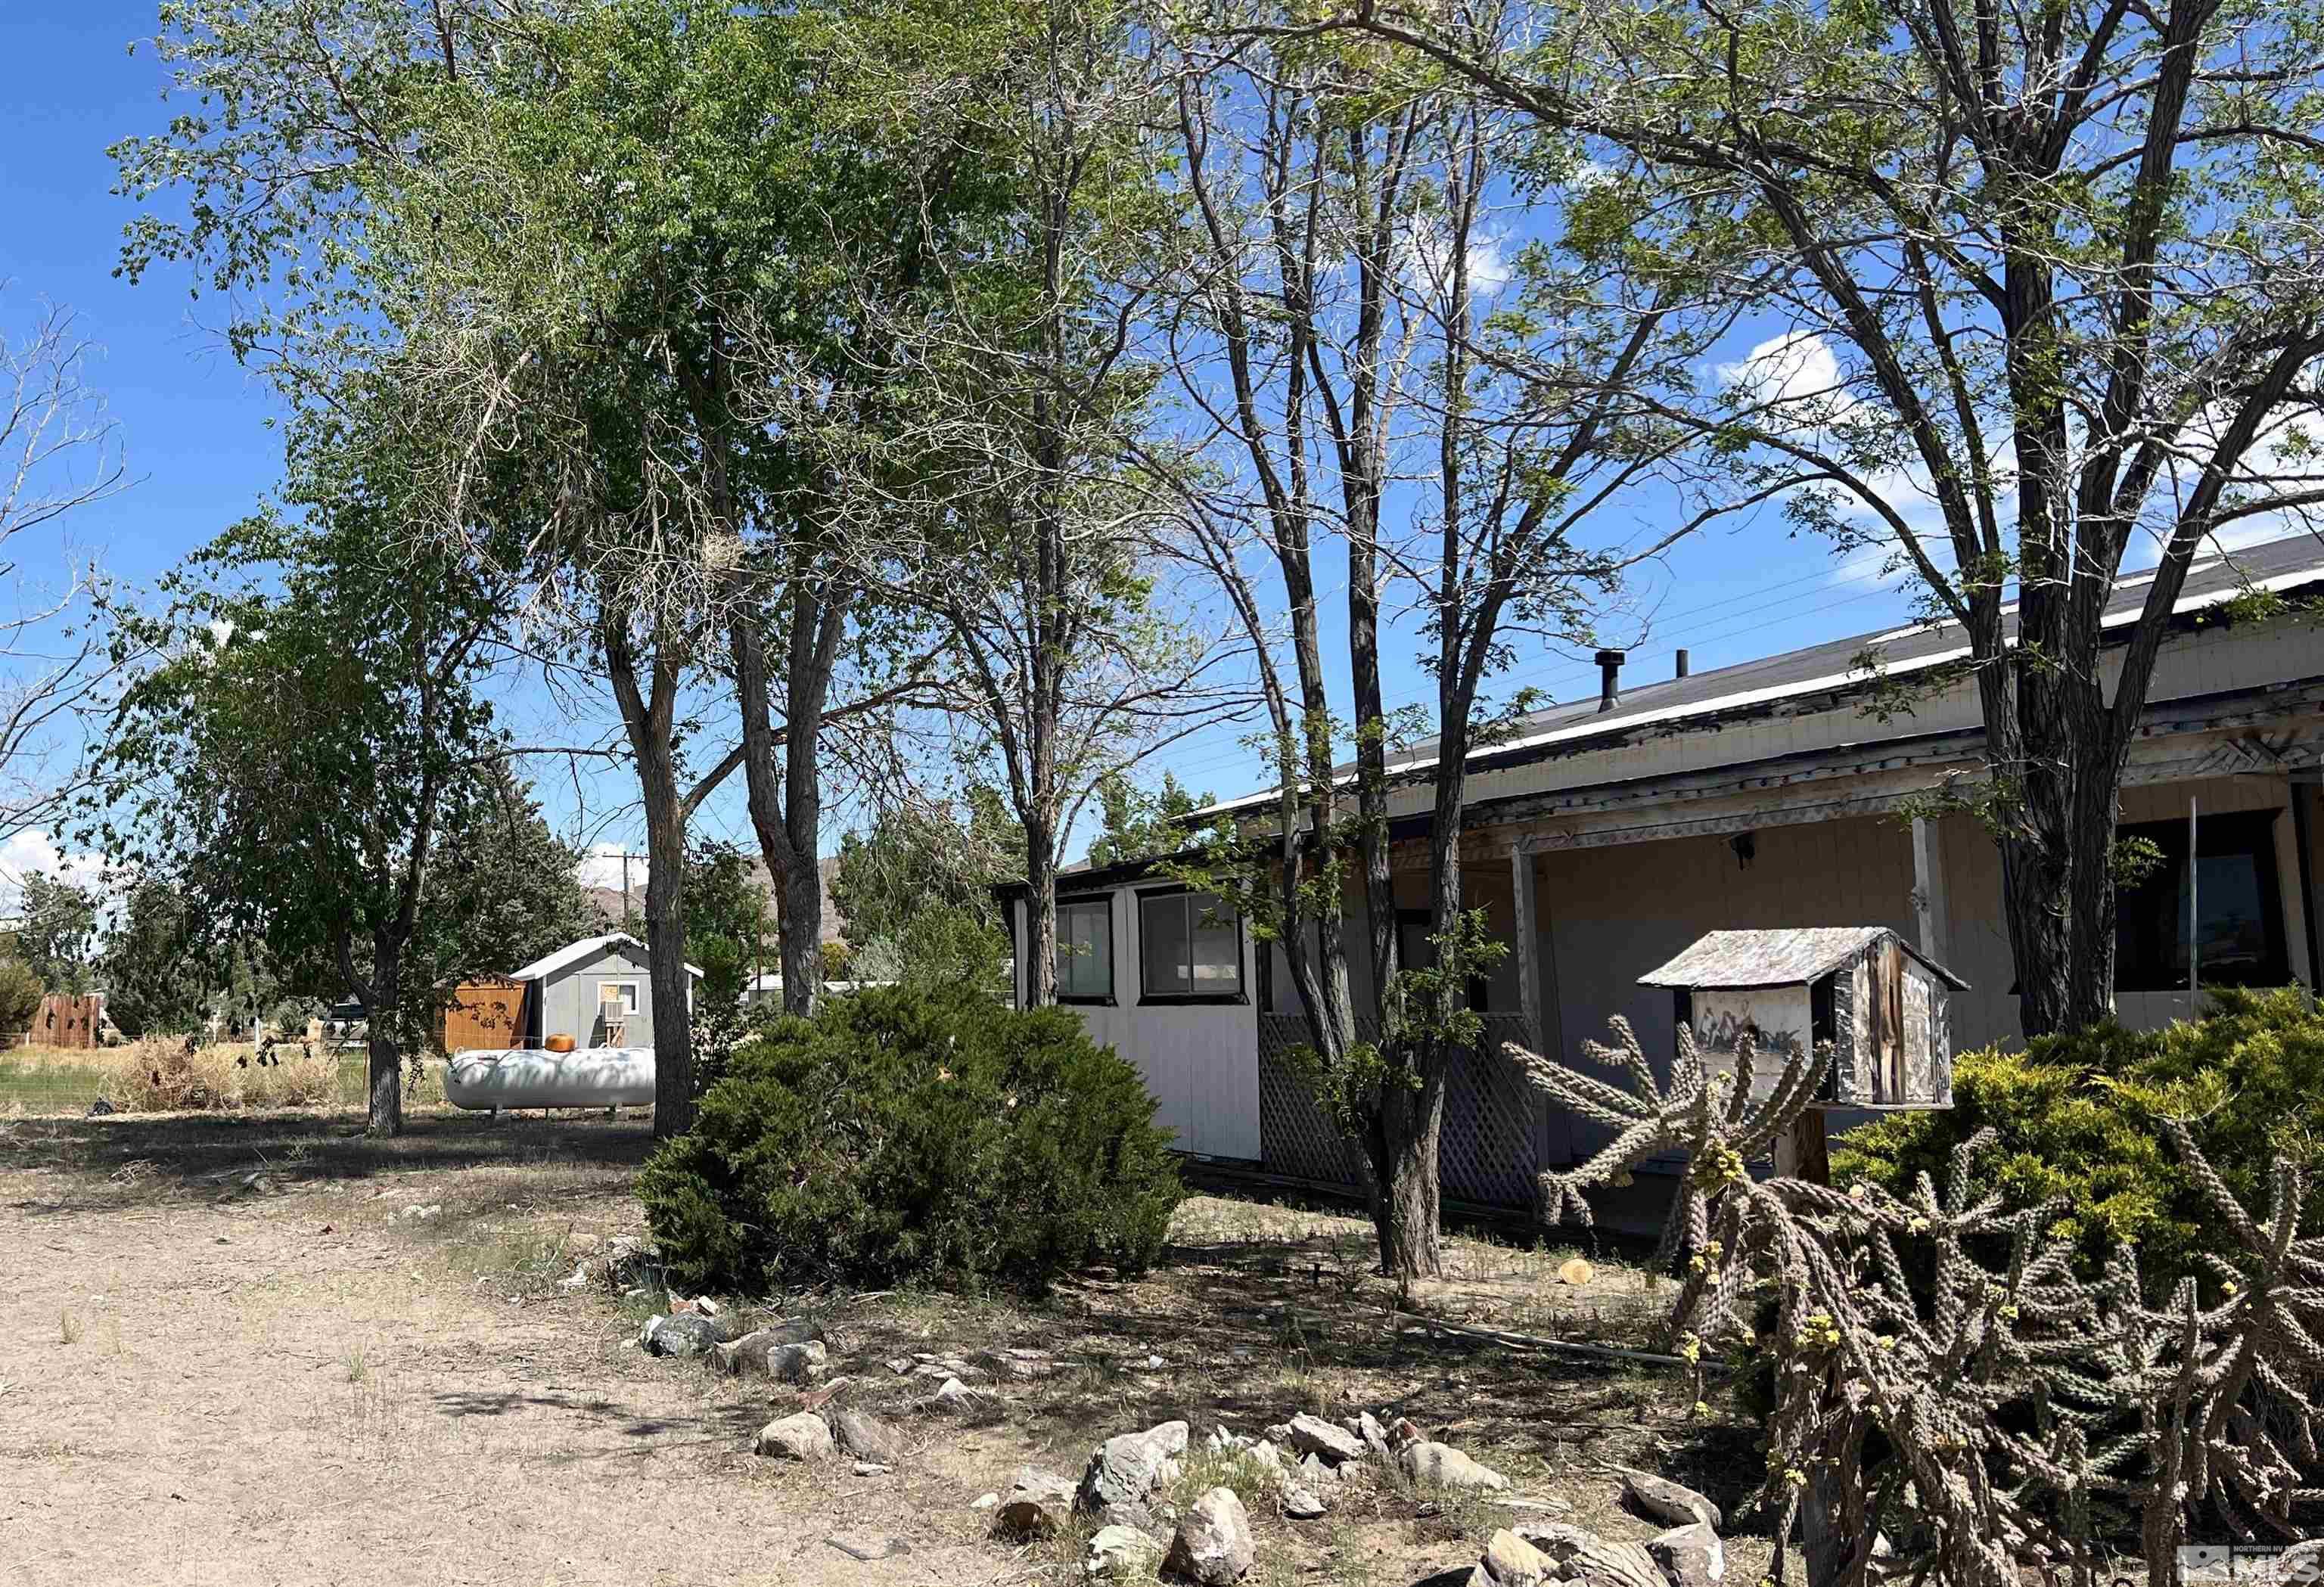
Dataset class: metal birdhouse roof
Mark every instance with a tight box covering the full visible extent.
[1637,927,1968,991]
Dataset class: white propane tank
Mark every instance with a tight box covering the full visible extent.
[443,1047,656,1111]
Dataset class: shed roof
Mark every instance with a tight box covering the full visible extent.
[508,931,704,983]
[1638,927,1968,990]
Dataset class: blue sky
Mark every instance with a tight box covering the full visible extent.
[0,4,1950,889]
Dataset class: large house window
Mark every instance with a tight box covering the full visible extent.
[1140,889,1244,1001]
[1055,896,1115,1002]
[2114,810,2290,992]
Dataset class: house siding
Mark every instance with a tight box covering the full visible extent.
[1017,889,1263,1161]
[536,942,659,1050]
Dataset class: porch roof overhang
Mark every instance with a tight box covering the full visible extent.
[1443,672,2324,856]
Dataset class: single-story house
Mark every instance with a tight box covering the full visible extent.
[1002,535,2324,1211]
[440,932,702,1052]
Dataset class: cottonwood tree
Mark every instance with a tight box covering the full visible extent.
[88,487,516,1135]
[1337,0,2324,1036]
[1160,24,1431,1272]
[793,0,1245,1008]
[1166,11,1757,1280]
[117,0,973,1123]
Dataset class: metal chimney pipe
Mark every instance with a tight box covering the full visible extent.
[1595,649,1626,713]
[1675,649,1691,679]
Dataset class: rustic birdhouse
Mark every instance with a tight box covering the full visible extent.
[1638,927,1964,1110]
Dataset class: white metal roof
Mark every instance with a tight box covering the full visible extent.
[1639,927,1968,989]
[507,931,704,983]
[1195,536,2324,820]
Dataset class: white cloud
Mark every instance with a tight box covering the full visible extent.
[0,828,104,917]
[1717,331,1852,420]
[574,842,645,895]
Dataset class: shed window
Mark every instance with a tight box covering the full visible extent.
[1055,896,1114,1001]
[599,981,640,1016]
[2114,811,2289,992]
[1140,890,1243,1000]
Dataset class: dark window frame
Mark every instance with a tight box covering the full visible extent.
[2114,809,2291,992]
[1137,885,1248,1005]
[1053,893,1118,1005]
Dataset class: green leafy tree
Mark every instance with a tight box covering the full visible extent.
[0,958,40,1038]
[412,762,607,988]
[833,788,1020,992]
[86,483,516,1134]
[1084,770,1210,868]
[1345,0,2324,1037]
[95,879,274,1039]
[14,871,98,994]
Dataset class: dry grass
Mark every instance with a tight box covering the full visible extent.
[0,1037,446,1115]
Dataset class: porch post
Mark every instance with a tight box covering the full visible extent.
[1510,846,1545,1057]
[1511,846,1570,1169]
[1911,816,1951,967]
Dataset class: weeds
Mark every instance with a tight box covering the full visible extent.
[346,1344,369,1383]
[57,1310,80,1345]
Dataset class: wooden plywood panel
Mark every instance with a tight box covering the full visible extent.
[442,981,528,1051]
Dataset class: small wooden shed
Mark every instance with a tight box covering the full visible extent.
[1639,926,1965,1110]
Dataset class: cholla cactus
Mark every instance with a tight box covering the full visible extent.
[1506,1023,2324,1587]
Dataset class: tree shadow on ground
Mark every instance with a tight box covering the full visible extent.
[3,1107,656,1211]
[819,1207,1769,1537]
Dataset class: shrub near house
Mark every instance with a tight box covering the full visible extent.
[1835,986,2324,1286]
[638,987,1182,1294]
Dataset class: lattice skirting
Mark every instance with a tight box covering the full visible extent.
[1255,1013,1540,1211]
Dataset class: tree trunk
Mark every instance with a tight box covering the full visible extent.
[366,933,403,1138]
[604,610,695,1141]
[731,587,844,1021]
[776,853,822,1014]
[1024,829,1058,1007]
[638,756,694,1138]
[1366,1070,1445,1289]
[1994,663,2124,1039]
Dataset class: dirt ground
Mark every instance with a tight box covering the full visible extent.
[0,1107,1769,1587]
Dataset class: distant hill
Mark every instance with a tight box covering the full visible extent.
[581,854,848,946]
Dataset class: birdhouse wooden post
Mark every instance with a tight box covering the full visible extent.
[1639,927,1965,1183]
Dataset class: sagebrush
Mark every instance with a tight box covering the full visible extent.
[638,986,1182,1294]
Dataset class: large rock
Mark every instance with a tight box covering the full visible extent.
[1400,1441,1509,1492]
[1469,1530,1554,1587]
[1086,1524,1162,1579]
[1648,1523,1726,1587]
[1077,1420,1190,1519]
[1280,1484,1327,1520]
[1297,1452,1340,1487]
[975,1346,1060,1381]
[1352,1412,1392,1461]
[1615,1467,1722,1531]
[1161,1487,1254,1585]
[753,1411,835,1461]
[829,1408,906,1465]
[1512,1523,1664,1587]
[713,1327,829,1382]
[916,1376,1005,1421]
[640,1312,719,1359]
[992,1466,1078,1540]
[1285,1414,1366,1466]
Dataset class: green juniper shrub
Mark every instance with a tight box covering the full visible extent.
[637,985,1182,1294]
[1833,986,2324,1288]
